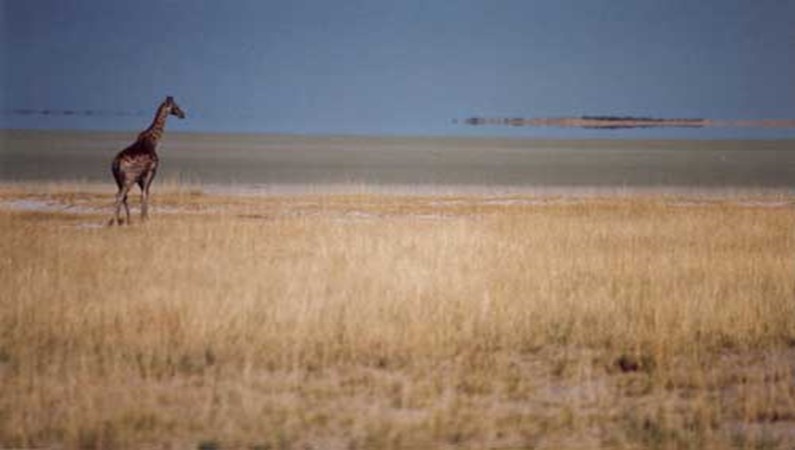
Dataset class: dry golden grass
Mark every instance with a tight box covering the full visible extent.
[1,185,794,449]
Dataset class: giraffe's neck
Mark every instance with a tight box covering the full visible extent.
[137,102,170,146]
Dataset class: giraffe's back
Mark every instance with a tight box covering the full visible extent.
[112,140,159,185]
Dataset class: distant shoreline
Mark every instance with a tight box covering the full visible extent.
[460,115,795,130]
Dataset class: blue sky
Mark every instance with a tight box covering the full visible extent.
[3,0,795,138]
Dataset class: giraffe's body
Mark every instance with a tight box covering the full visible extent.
[109,96,185,225]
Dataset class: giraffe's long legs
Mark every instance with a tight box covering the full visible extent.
[139,170,156,221]
[140,190,147,221]
[123,192,131,224]
[110,182,133,226]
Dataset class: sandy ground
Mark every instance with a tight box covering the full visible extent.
[0,182,792,225]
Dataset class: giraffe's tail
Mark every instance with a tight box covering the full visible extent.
[111,157,123,189]
[108,156,127,226]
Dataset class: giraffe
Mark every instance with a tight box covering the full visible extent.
[109,96,185,226]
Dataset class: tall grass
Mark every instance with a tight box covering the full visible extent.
[1,191,794,448]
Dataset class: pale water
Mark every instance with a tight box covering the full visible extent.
[2,130,794,192]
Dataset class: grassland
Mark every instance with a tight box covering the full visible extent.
[1,184,794,449]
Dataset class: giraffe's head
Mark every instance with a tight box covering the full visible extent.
[164,96,186,119]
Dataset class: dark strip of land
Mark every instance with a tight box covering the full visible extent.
[461,116,795,130]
